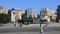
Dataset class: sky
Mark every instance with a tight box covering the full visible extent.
[0,0,60,14]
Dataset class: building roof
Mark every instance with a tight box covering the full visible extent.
[11,8,22,12]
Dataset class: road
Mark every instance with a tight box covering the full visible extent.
[44,27,60,34]
[44,22,60,34]
[0,24,40,34]
[0,23,60,34]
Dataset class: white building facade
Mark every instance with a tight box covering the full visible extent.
[8,8,25,22]
[40,8,55,22]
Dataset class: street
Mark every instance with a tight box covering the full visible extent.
[0,24,40,34]
[44,22,60,34]
[0,23,60,34]
[44,27,60,34]
[0,27,40,34]
[0,26,40,33]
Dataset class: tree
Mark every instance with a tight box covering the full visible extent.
[0,13,11,24]
[56,5,60,22]
[27,15,33,24]
[37,14,40,19]
[21,15,33,24]
[21,15,27,24]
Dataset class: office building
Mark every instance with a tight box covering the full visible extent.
[0,6,8,14]
[40,8,55,22]
[8,8,25,22]
[25,8,35,18]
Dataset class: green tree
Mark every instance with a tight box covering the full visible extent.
[37,14,40,19]
[27,15,33,24]
[21,15,33,24]
[0,13,11,24]
[21,15,27,24]
[56,5,60,22]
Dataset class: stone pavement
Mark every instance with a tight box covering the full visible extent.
[0,23,40,29]
[0,23,60,29]
[0,32,39,34]
[0,24,40,34]
[23,24,40,27]
[44,23,60,34]
[0,23,60,34]
[46,23,60,27]
[44,31,60,34]
[0,23,20,29]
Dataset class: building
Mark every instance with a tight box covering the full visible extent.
[8,8,25,22]
[34,14,37,18]
[25,8,35,18]
[0,6,8,14]
[40,8,55,22]
[53,13,57,21]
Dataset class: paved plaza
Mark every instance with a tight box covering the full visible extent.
[0,22,60,34]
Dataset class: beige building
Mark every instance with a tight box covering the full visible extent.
[34,14,37,18]
[0,6,8,14]
[8,8,25,22]
[40,8,55,22]
[25,8,35,18]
